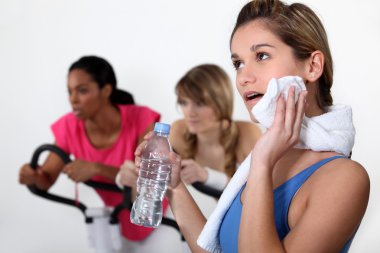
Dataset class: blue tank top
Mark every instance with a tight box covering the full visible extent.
[219,155,355,253]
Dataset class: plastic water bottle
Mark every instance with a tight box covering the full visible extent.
[130,122,172,228]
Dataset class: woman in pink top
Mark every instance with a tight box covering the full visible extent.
[18,55,167,242]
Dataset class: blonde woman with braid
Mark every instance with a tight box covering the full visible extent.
[170,64,261,205]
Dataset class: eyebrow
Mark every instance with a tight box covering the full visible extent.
[231,43,275,59]
[251,43,274,51]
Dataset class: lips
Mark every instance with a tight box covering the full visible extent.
[187,120,199,125]
[72,108,81,116]
[241,91,264,111]
[244,91,263,102]
[246,92,263,101]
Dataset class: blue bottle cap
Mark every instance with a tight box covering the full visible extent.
[154,122,171,134]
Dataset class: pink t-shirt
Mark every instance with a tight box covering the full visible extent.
[51,104,168,241]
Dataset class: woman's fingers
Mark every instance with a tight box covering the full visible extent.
[143,131,154,140]
[122,160,136,172]
[169,152,182,188]
[284,86,296,133]
[19,164,37,184]
[273,93,286,129]
[62,164,70,174]
[293,90,308,138]
[268,86,307,152]
[180,159,192,167]
[134,132,152,158]
[134,140,147,168]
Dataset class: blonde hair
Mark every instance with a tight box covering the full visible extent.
[231,0,333,109]
[175,64,239,177]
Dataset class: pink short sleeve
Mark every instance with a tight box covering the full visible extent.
[125,105,161,136]
[50,113,74,154]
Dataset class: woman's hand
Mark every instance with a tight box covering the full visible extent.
[251,87,307,170]
[62,160,98,183]
[134,131,182,189]
[180,159,208,184]
[19,164,39,185]
[118,160,138,188]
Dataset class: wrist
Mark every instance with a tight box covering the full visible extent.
[204,167,228,190]
[115,171,123,189]
[167,181,186,201]
[248,162,272,181]
[92,162,101,175]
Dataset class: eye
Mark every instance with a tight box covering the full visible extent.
[177,99,187,107]
[195,101,205,107]
[256,52,269,61]
[78,88,88,94]
[232,60,244,70]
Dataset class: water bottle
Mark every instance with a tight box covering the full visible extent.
[130,122,172,228]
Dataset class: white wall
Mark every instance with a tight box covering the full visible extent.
[1,0,379,252]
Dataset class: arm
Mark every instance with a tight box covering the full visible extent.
[170,120,228,190]
[240,89,306,252]
[242,158,369,253]
[167,182,208,252]
[62,160,120,183]
[19,149,65,191]
[282,160,369,252]
[65,123,157,184]
[135,134,208,252]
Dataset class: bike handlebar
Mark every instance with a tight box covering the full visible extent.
[26,144,222,238]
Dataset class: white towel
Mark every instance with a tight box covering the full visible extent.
[295,105,355,156]
[197,154,252,253]
[252,76,355,157]
[197,76,356,252]
[252,76,306,128]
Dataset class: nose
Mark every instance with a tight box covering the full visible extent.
[237,63,256,87]
[182,102,198,118]
[69,91,78,105]
[188,103,198,117]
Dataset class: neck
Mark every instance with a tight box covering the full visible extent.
[196,127,221,148]
[305,82,325,117]
[86,103,120,134]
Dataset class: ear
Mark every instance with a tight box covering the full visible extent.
[304,50,324,83]
[101,84,113,99]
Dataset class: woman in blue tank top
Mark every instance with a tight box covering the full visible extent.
[134,0,370,252]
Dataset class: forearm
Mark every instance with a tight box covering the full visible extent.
[93,163,119,181]
[239,166,285,253]
[167,182,208,253]
[35,170,56,191]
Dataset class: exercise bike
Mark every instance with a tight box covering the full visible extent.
[26,144,222,253]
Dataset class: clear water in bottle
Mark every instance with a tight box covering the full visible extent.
[131,123,172,228]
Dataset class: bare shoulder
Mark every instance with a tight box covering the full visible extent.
[321,158,370,195]
[235,121,262,161]
[284,157,370,251]
[169,119,188,155]
[309,157,370,229]
[235,121,262,141]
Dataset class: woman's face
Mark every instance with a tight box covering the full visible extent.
[178,96,220,134]
[231,20,307,122]
[67,69,106,119]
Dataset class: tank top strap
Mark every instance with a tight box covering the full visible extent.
[274,155,346,239]
[294,155,345,182]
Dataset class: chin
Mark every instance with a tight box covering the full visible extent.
[186,125,197,134]
[249,114,259,123]
[74,114,86,120]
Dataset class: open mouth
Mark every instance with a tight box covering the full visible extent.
[246,92,263,101]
